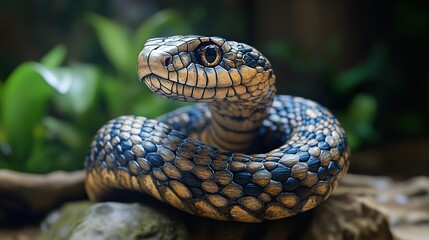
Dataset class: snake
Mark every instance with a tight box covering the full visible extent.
[84,35,350,223]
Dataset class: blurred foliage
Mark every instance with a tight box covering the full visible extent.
[0,9,191,173]
[85,9,191,118]
[264,41,389,150]
[0,0,427,173]
[393,0,428,37]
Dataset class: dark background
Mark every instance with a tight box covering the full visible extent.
[0,0,428,177]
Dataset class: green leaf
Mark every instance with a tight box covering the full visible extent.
[1,63,53,162]
[101,76,127,117]
[347,94,377,124]
[0,159,18,170]
[86,13,133,75]
[132,94,188,119]
[338,93,379,150]
[25,138,78,173]
[134,9,192,54]
[333,44,387,94]
[40,45,67,68]
[0,81,3,136]
[32,63,73,94]
[42,117,83,151]
[52,64,99,116]
[0,82,13,164]
[0,62,75,162]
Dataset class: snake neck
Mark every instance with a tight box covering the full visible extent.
[201,86,276,153]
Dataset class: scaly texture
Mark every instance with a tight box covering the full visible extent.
[85,35,350,222]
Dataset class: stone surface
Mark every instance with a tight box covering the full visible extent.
[338,174,429,240]
[302,193,392,240]
[36,201,188,240]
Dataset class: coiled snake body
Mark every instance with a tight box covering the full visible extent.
[85,35,350,222]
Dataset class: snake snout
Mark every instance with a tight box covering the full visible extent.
[138,47,172,81]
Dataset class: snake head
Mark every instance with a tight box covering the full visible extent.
[138,35,276,103]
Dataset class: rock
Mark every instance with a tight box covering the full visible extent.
[36,201,188,240]
[339,174,429,240]
[303,193,393,240]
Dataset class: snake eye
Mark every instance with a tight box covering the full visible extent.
[197,44,222,67]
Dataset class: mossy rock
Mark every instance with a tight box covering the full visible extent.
[36,201,188,240]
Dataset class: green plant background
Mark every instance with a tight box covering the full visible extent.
[0,1,427,174]
[0,10,191,172]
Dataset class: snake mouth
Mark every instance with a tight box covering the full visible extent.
[141,74,240,102]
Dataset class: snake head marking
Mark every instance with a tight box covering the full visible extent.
[138,35,276,103]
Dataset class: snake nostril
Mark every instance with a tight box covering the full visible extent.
[164,57,172,67]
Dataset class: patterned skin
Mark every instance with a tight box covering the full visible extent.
[85,35,350,222]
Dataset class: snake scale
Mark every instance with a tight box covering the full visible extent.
[85,35,350,223]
